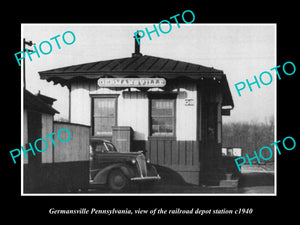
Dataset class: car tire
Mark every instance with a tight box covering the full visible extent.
[107,169,129,192]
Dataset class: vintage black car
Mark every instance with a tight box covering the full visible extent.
[89,140,160,191]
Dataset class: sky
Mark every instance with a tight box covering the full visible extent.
[22,24,276,124]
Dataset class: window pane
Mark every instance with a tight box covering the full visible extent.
[151,99,174,116]
[152,125,160,134]
[152,117,172,126]
[94,117,115,135]
[150,98,175,136]
[93,97,116,135]
[105,142,117,152]
[151,117,173,134]
[94,98,115,117]
[95,143,107,153]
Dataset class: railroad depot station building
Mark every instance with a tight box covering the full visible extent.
[39,39,234,185]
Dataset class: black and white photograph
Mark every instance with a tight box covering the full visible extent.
[3,4,299,220]
[21,23,276,195]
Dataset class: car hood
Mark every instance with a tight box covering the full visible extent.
[104,151,144,158]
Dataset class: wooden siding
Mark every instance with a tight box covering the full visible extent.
[145,140,200,170]
[23,110,28,164]
[144,139,200,184]
[23,121,90,193]
[118,91,148,140]
[70,80,198,141]
[23,112,54,164]
[175,84,197,141]
[41,114,53,163]
[53,122,90,163]
[70,81,91,126]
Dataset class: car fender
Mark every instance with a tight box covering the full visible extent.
[92,163,134,185]
[147,163,159,177]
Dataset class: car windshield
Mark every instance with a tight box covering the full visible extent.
[94,143,107,153]
[104,142,117,152]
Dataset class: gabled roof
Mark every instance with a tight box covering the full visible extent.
[39,54,234,108]
[37,92,56,106]
[24,89,59,115]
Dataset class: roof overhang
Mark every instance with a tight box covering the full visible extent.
[24,89,59,115]
[38,55,234,109]
[39,71,224,83]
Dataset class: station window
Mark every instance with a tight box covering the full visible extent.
[150,97,176,137]
[92,96,117,136]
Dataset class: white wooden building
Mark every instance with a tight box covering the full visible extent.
[39,42,234,185]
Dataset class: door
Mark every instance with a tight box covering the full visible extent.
[201,102,220,170]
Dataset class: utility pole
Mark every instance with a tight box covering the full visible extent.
[23,38,34,89]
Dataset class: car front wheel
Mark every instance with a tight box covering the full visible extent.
[107,169,129,192]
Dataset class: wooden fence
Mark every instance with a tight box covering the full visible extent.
[53,122,90,163]
[24,122,91,193]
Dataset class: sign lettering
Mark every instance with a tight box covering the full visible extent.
[97,78,166,87]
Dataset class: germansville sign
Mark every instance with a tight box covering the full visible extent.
[97,78,166,87]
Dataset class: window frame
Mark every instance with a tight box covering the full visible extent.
[90,94,119,137]
[148,93,177,139]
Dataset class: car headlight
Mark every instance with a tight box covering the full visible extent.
[131,159,136,164]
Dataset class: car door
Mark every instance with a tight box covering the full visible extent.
[90,142,108,179]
